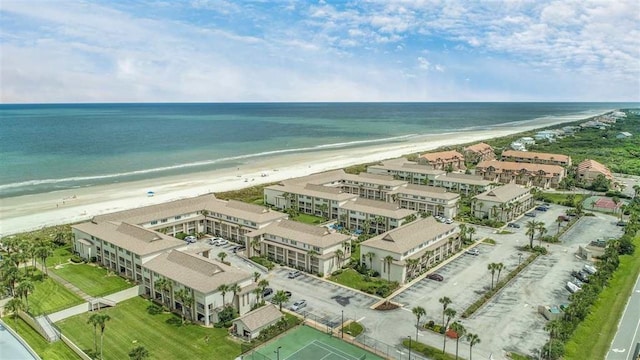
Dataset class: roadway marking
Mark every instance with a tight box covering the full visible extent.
[357,317,366,322]
[612,348,626,353]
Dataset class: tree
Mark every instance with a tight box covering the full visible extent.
[36,243,53,276]
[98,313,111,360]
[5,298,24,325]
[488,263,497,290]
[536,222,548,247]
[526,220,539,249]
[556,216,563,235]
[273,290,288,311]
[495,263,505,285]
[365,252,375,270]
[258,279,270,302]
[466,227,476,242]
[307,250,319,272]
[217,284,230,305]
[250,238,261,256]
[406,258,420,280]
[443,308,457,354]
[466,333,481,360]
[412,306,426,342]
[439,296,452,328]
[2,265,22,296]
[88,313,101,353]
[383,255,394,282]
[253,271,261,283]
[229,283,241,308]
[15,280,35,312]
[89,312,111,359]
[129,346,150,360]
[458,224,467,242]
[175,288,193,324]
[154,278,170,307]
[335,249,344,269]
[451,321,466,360]
[218,251,227,263]
[544,320,562,358]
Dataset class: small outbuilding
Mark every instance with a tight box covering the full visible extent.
[232,304,283,340]
[616,132,632,139]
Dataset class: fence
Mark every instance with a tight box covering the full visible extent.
[0,318,43,360]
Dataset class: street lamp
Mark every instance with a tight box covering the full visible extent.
[407,335,412,360]
[274,346,281,360]
[518,252,523,265]
[341,310,344,339]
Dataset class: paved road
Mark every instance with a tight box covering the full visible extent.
[607,272,640,360]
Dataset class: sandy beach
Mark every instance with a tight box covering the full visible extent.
[0,113,607,236]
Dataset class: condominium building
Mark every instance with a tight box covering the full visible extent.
[418,150,466,171]
[387,184,459,218]
[475,160,566,189]
[338,198,417,234]
[576,159,616,187]
[246,219,351,275]
[471,184,534,222]
[464,142,496,164]
[501,150,572,167]
[432,173,494,195]
[367,158,445,185]
[360,218,460,284]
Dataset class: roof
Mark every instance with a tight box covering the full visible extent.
[362,217,457,254]
[477,160,565,176]
[342,172,406,187]
[473,184,531,203]
[265,183,358,202]
[434,173,492,186]
[144,250,251,294]
[245,219,350,248]
[420,150,465,162]
[368,158,445,176]
[233,304,282,332]
[502,150,570,163]
[72,221,184,256]
[340,198,416,219]
[94,194,286,225]
[282,169,346,186]
[388,184,459,200]
[464,142,493,153]
[577,159,613,179]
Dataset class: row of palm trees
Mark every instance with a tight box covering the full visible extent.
[525,220,548,249]
[152,278,194,323]
[487,263,505,290]
[87,312,111,360]
[410,297,482,359]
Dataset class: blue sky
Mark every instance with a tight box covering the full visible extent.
[1,0,639,102]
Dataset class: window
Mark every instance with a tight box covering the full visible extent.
[150,220,158,225]
[161,218,168,223]
[175,215,182,220]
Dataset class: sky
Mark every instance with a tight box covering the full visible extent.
[1,0,639,103]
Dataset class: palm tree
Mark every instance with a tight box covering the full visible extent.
[217,284,230,305]
[307,250,319,272]
[35,243,53,276]
[229,283,241,308]
[458,224,467,242]
[253,271,261,283]
[406,258,420,280]
[273,290,288,311]
[250,238,261,256]
[335,249,344,269]
[443,308,457,354]
[88,313,102,353]
[451,321,466,360]
[466,227,476,242]
[175,288,193,323]
[536,222,547,247]
[488,263,497,290]
[494,263,505,285]
[2,265,22,296]
[365,252,375,270]
[16,280,35,312]
[5,298,24,325]
[466,333,481,360]
[218,251,227,263]
[525,220,539,249]
[258,279,269,302]
[412,306,426,342]
[97,313,111,360]
[129,346,150,360]
[439,296,452,328]
[383,255,394,282]
[154,278,170,306]
[556,216,563,235]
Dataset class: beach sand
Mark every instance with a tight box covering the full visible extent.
[0,113,605,236]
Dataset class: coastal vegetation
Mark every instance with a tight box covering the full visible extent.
[215,183,275,205]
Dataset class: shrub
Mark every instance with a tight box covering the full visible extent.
[317,273,324,278]
[584,212,596,216]
[369,270,380,277]
[175,232,187,240]
[70,255,84,263]
[250,256,275,270]
[332,269,343,276]
[146,303,164,315]
[427,320,435,328]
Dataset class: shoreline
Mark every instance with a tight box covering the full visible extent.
[0,111,612,236]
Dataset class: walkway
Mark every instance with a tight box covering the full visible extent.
[42,263,93,302]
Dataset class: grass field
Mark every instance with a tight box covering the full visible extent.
[2,317,81,360]
[28,272,84,316]
[329,269,398,297]
[564,233,640,359]
[46,246,74,267]
[56,296,241,360]
[292,213,325,225]
[51,263,132,297]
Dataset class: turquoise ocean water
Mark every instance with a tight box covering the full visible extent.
[0,102,637,198]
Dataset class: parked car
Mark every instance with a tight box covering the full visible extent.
[263,287,273,298]
[284,290,292,298]
[215,239,228,247]
[427,273,444,281]
[208,237,225,245]
[566,281,581,293]
[507,223,521,228]
[583,264,597,275]
[290,300,307,311]
[616,221,627,227]
[571,270,590,283]
[571,277,585,288]
[558,215,570,222]
[184,236,197,243]
[535,206,548,211]
[465,248,480,256]
[524,212,537,217]
[232,246,246,254]
[287,270,303,279]
[445,218,453,224]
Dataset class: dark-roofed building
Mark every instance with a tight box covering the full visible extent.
[145,250,255,326]
[360,218,460,284]
[246,219,351,275]
[232,304,283,340]
[472,184,534,222]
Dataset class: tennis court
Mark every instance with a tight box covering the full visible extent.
[583,196,626,213]
[244,325,383,360]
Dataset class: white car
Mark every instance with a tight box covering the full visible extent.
[290,300,307,311]
[215,239,228,246]
[208,237,226,246]
[184,236,197,243]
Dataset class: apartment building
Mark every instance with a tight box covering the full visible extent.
[576,159,616,187]
[338,198,417,235]
[246,219,351,275]
[475,160,566,189]
[432,173,493,195]
[418,150,466,171]
[501,150,572,167]
[471,184,534,222]
[367,158,445,185]
[360,218,460,284]
[387,184,460,218]
[464,142,496,164]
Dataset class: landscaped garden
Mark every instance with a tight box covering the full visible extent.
[329,268,398,297]
[56,296,242,360]
[51,263,132,297]
[27,270,85,316]
[2,317,81,360]
[291,213,324,225]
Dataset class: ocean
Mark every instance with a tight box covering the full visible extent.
[0,102,636,198]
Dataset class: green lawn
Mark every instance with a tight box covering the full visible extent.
[46,245,74,267]
[342,321,364,337]
[28,272,84,316]
[56,296,242,360]
[537,192,585,206]
[291,213,324,225]
[564,233,640,359]
[51,263,132,297]
[2,317,81,360]
[329,268,398,297]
